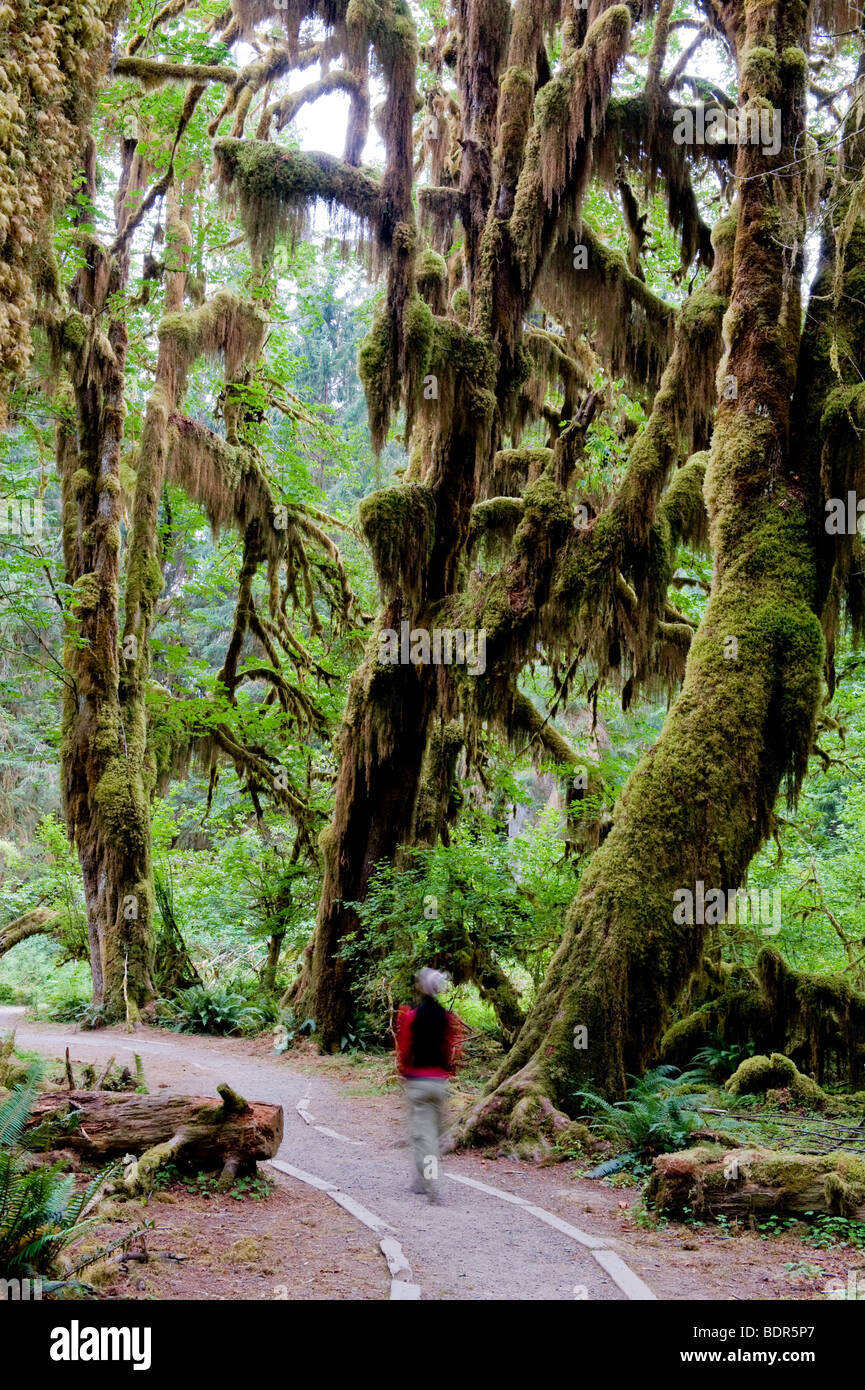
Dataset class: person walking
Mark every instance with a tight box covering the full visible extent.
[395,968,464,1202]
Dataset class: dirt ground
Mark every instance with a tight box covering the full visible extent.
[80,1168,388,1301]
[5,1010,864,1302]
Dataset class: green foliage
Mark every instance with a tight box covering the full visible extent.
[800,1213,865,1250]
[150,1162,272,1201]
[689,1039,757,1082]
[272,1008,316,1052]
[578,1066,705,1170]
[342,805,577,1029]
[0,1074,120,1281]
[158,982,264,1035]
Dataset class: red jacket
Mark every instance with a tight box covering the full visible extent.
[395,1003,465,1079]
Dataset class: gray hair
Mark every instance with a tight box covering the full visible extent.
[415,967,450,997]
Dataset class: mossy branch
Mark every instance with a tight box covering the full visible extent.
[537,219,675,393]
[0,907,62,959]
[214,138,383,261]
[113,57,238,86]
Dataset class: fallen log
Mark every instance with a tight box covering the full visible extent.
[27,1083,283,1193]
[646,1145,865,1223]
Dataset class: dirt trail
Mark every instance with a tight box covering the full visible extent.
[7,1007,846,1302]
[1,1007,654,1300]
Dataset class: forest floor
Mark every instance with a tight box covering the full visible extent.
[3,1005,863,1302]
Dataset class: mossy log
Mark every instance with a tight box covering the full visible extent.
[646,1146,865,1223]
[26,1085,283,1192]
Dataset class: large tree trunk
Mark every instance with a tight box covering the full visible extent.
[59,138,158,1021]
[456,0,827,1140]
[294,607,455,1045]
[297,2,632,1048]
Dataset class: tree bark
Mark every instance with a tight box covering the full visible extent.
[456,0,826,1139]
[261,930,286,996]
[59,137,157,1021]
[298,1,632,1048]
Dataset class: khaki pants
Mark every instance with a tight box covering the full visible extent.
[404,1078,447,1190]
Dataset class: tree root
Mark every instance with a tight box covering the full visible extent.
[451,1061,588,1158]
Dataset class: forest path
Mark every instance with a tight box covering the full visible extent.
[1,1008,659,1301]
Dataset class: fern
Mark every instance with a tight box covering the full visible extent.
[0,1069,41,1147]
[586,1153,641,1179]
[689,1041,756,1083]
[576,1066,704,1166]
[162,983,264,1035]
[0,1079,119,1281]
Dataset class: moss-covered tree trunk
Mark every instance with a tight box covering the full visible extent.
[457,0,829,1138]
[60,138,269,1022]
[295,0,632,1047]
[59,138,159,1022]
[0,0,121,426]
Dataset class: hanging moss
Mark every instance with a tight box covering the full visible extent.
[418,185,465,255]
[358,306,395,454]
[534,206,736,701]
[411,719,463,844]
[0,0,119,412]
[535,221,675,396]
[660,947,865,1089]
[451,287,470,324]
[496,65,535,193]
[61,312,88,354]
[524,327,595,402]
[534,6,631,207]
[159,289,268,389]
[214,137,382,262]
[467,496,525,563]
[358,484,437,610]
[415,249,447,313]
[483,447,552,499]
[166,413,288,560]
[508,6,631,292]
[658,452,710,550]
[594,92,719,272]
